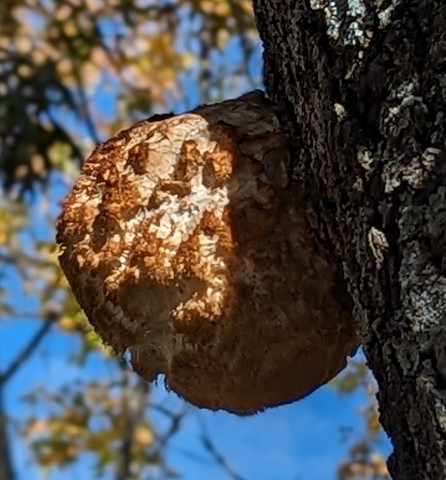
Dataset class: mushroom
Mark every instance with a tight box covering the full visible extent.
[56,91,358,414]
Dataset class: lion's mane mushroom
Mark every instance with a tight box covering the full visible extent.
[56,91,359,415]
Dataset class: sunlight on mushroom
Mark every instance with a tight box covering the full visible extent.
[56,91,358,414]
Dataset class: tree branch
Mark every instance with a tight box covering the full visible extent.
[114,376,149,480]
[0,313,57,387]
[198,416,247,480]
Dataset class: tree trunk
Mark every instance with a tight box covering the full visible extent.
[253,0,446,478]
[0,394,15,480]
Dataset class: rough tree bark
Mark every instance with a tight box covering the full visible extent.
[253,0,446,478]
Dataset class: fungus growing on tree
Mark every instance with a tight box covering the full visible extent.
[56,91,358,414]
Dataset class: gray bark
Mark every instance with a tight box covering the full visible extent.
[253,0,446,478]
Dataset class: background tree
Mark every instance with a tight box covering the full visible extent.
[1,0,391,479]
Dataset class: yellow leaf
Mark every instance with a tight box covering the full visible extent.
[134,425,154,446]
[27,419,49,436]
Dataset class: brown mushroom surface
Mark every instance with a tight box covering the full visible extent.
[56,91,359,414]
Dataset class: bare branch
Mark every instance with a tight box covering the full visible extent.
[114,375,149,480]
[198,416,247,480]
[73,66,101,145]
[0,312,57,387]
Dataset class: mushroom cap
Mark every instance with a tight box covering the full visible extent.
[57,92,358,414]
